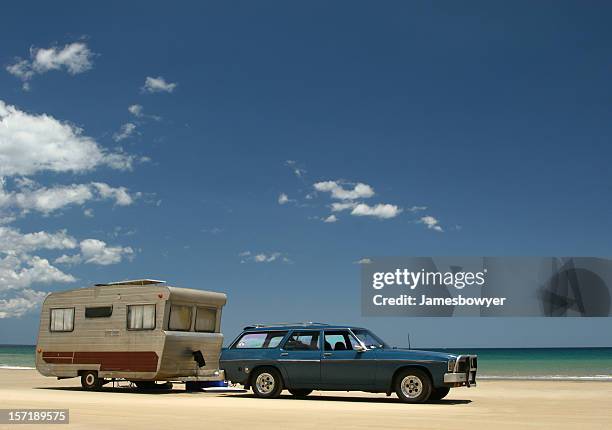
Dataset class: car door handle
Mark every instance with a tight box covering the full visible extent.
[280,352,289,356]
[323,352,332,357]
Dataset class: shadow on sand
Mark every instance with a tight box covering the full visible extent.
[219,392,472,405]
[37,387,471,404]
[36,386,244,395]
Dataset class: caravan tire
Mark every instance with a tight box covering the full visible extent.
[81,371,102,390]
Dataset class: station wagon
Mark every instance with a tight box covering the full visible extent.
[220,323,477,403]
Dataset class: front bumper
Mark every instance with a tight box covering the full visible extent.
[444,355,477,387]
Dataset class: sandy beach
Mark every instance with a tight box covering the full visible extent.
[1,369,611,429]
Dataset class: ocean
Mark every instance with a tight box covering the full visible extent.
[1,345,611,380]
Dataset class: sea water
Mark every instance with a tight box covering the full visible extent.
[1,344,611,380]
[437,347,612,380]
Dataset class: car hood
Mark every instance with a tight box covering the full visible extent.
[374,348,456,362]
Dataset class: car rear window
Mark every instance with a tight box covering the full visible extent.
[233,331,287,349]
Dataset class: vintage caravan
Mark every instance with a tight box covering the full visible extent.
[35,279,227,390]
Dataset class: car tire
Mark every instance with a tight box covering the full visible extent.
[429,386,451,401]
[81,371,102,390]
[251,367,283,399]
[288,389,313,398]
[394,368,432,403]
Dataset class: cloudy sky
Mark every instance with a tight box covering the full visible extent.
[1,1,612,347]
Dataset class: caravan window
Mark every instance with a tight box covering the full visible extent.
[169,305,192,331]
[127,304,156,330]
[195,307,216,332]
[85,306,113,318]
[50,308,74,332]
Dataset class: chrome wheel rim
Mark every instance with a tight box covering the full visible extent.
[255,372,275,395]
[400,375,423,398]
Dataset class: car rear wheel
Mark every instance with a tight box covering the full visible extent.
[81,371,102,390]
[394,369,432,403]
[430,386,451,401]
[288,389,312,398]
[251,367,283,398]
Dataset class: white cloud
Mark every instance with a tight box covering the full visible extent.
[0,100,134,176]
[313,181,374,200]
[323,214,338,223]
[6,60,34,90]
[142,76,177,93]
[6,42,94,89]
[0,227,77,254]
[128,104,143,117]
[420,215,443,232]
[351,203,402,219]
[278,193,290,205]
[55,239,134,266]
[354,258,372,265]
[0,225,135,317]
[32,42,93,74]
[91,183,134,206]
[0,255,75,292]
[83,208,94,217]
[408,206,427,212]
[113,123,137,142]
[0,289,48,319]
[127,104,160,122]
[239,251,290,264]
[285,160,306,178]
[331,202,357,212]
[0,180,137,215]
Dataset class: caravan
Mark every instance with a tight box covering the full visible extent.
[35,279,226,390]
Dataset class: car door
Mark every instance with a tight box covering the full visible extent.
[320,329,375,389]
[277,330,321,388]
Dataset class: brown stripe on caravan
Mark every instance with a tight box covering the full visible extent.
[43,351,159,372]
[42,352,74,358]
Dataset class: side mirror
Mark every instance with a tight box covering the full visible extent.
[354,344,367,352]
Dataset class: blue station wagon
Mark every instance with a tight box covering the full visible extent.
[220,323,477,403]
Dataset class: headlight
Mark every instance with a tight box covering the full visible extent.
[448,359,456,372]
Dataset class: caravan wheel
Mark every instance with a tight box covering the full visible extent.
[81,371,102,390]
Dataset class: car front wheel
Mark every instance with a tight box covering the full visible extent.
[251,367,283,398]
[394,369,432,403]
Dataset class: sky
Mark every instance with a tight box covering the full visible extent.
[1,1,612,348]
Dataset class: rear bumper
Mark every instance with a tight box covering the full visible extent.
[444,354,477,387]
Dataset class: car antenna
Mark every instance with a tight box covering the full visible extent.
[407,332,412,349]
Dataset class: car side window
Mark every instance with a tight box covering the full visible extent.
[233,331,287,349]
[324,330,354,351]
[284,331,320,351]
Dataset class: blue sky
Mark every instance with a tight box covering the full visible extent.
[1,1,612,347]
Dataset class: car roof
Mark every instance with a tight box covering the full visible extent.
[242,323,366,331]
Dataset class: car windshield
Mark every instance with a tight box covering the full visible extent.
[352,329,388,349]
